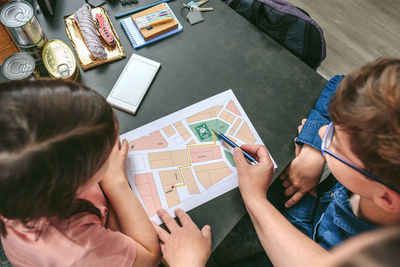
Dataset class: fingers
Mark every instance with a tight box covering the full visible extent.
[295,118,307,155]
[297,124,303,134]
[310,187,317,197]
[279,173,287,180]
[282,179,291,188]
[241,144,271,164]
[279,166,289,180]
[174,208,193,227]
[294,140,301,157]
[255,146,271,164]
[234,145,272,169]
[121,139,129,158]
[240,144,268,159]
[284,185,297,196]
[157,209,178,233]
[201,225,212,246]
[285,191,305,208]
[233,147,247,168]
[160,243,166,254]
[151,221,169,243]
[297,117,307,133]
[112,136,121,152]
[239,144,261,154]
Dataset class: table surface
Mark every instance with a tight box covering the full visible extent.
[0,0,327,250]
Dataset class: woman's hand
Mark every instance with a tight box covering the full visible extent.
[100,138,129,190]
[152,209,211,267]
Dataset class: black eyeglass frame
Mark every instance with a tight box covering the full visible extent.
[321,122,400,194]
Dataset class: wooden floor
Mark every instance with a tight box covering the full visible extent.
[288,0,400,79]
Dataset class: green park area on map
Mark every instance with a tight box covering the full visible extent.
[189,119,229,142]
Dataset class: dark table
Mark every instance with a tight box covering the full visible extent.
[0,0,326,251]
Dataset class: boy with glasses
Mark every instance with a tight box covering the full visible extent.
[229,57,400,266]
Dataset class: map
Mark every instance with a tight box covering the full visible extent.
[120,90,276,224]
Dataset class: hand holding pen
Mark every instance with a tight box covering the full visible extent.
[233,144,275,202]
[213,130,259,165]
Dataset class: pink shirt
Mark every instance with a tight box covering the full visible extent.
[1,184,136,267]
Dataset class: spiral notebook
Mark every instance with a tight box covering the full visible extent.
[120,3,183,50]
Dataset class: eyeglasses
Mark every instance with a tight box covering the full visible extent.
[321,122,400,194]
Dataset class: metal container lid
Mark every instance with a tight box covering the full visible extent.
[42,39,78,81]
[0,1,33,28]
[2,52,35,80]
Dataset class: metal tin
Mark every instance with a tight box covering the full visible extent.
[18,36,47,62]
[42,39,79,81]
[2,52,37,80]
[0,0,47,62]
[0,1,46,45]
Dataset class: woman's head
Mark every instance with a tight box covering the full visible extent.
[0,80,117,227]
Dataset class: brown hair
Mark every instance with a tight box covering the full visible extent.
[329,58,400,188]
[337,227,400,267]
[0,79,117,236]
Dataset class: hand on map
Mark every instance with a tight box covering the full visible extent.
[100,138,129,190]
[278,119,325,208]
[152,209,211,267]
[233,145,275,203]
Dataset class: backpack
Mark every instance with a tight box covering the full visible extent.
[226,0,326,69]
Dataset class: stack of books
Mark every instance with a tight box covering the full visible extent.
[120,3,183,49]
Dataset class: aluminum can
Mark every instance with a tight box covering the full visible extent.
[2,52,37,80]
[0,0,47,62]
[18,36,47,62]
[42,39,79,81]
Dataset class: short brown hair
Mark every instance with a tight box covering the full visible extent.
[329,58,400,188]
[0,80,117,236]
[336,226,400,267]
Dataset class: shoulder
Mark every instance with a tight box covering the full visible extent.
[2,214,136,267]
[62,213,137,266]
[326,75,345,90]
[72,225,137,267]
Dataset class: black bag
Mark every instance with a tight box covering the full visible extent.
[226,0,326,69]
[36,0,57,16]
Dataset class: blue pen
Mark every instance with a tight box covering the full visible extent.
[213,130,259,165]
[115,0,171,19]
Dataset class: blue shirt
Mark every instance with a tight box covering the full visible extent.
[282,75,376,249]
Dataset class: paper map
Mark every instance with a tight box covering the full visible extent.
[120,90,277,224]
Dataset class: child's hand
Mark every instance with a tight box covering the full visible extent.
[279,144,324,208]
[152,209,211,267]
[100,138,129,190]
[233,145,275,203]
[278,119,325,208]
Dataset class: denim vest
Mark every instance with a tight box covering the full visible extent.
[282,175,376,249]
[296,75,344,150]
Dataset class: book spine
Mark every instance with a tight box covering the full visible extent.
[120,20,138,48]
